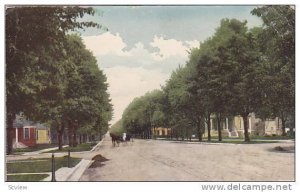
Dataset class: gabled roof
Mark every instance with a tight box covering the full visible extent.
[12,115,48,129]
[13,117,34,128]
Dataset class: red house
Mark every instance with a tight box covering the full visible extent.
[11,126,37,147]
[11,117,37,148]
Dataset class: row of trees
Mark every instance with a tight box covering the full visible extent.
[6,6,112,154]
[120,6,295,142]
[122,90,167,139]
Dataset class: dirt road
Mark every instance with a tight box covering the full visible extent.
[80,134,294,181]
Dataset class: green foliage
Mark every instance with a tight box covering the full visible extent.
[163,66,201,140]
[122,90,166,138]
[251,6,295,135]
[6,6,101,116]
[6,6,112,153]
[110,120,124,135]
[118,8,294,142]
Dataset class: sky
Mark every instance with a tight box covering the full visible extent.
[80,6,263,125]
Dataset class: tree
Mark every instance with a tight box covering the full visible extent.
[219,19,262,142]
[62,35,112,146]
[6,6,104,153]
[122,90,166,139]
[164,65,203,141]
[190,19,262,142]
[252,6,295,135]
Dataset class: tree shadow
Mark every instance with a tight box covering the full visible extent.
[89,154,110,168]
[268,146,295,153]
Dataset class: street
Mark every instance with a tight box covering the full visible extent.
[80,134,294,181]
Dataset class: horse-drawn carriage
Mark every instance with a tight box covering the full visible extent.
[109,132,133,147]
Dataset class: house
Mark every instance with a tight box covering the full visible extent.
[152,127,172,137]
[35,123,51,144]
[150,113,283,139]
[208,113,282,137]
[11,116,50,148]
[11,118,36,148]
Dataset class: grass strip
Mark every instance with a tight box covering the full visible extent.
[46,142,97,153]
[7,174,49,182]
[7,156,81,174]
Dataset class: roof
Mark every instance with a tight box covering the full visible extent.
[13,118,34,128]
[12,115,48,129]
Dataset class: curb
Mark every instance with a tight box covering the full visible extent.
[91,137,105,152]
[42,158,94,182]
[66,159,94,181]
[65,135,107,181]
[41,136,107,181]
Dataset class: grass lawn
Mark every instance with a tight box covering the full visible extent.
[46,142,97,153]
[158,137,281,144]
[208,139,279,144]
[203,135,292,140]
[250,135,292,140]
[7,174,49,182]
[13,144,58,154]
[7,156,81,174]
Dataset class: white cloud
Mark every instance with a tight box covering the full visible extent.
[82,32,130,56]
[150,36,200,61]
[150,36,187,60]
[82,33,200,124]
[103,66,169,124]
[186,40,200,49]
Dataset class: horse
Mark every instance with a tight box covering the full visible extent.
[125,133,133,143]
[109,132,122,147]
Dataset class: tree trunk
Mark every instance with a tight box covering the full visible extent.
[197,122,202,142]
[6,113,15,155]
[58,130,63,151]
[73,132,77,146]
[198,131,203,142]
[242,114,250,142]
[57,121,65,150]
[73,121,78,146]
[217,113,222,141]
[280,112,287,136]
[206,113,211,142]
[68,119,74,147]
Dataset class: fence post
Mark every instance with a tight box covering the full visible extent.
[51,153,56,182]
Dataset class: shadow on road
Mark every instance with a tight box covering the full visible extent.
[89,154,110,168]
[268,146,295,153]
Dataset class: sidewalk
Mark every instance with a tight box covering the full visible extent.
[7,133,107,181]
[42,159,94,181]
[22,145,69,156]
[43,136,105,181]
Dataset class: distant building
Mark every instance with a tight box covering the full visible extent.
[209,113,282,137]
[150,113,283,139]
[152,127,172,137]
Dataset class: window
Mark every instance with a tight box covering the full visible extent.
[24,128,29,139]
